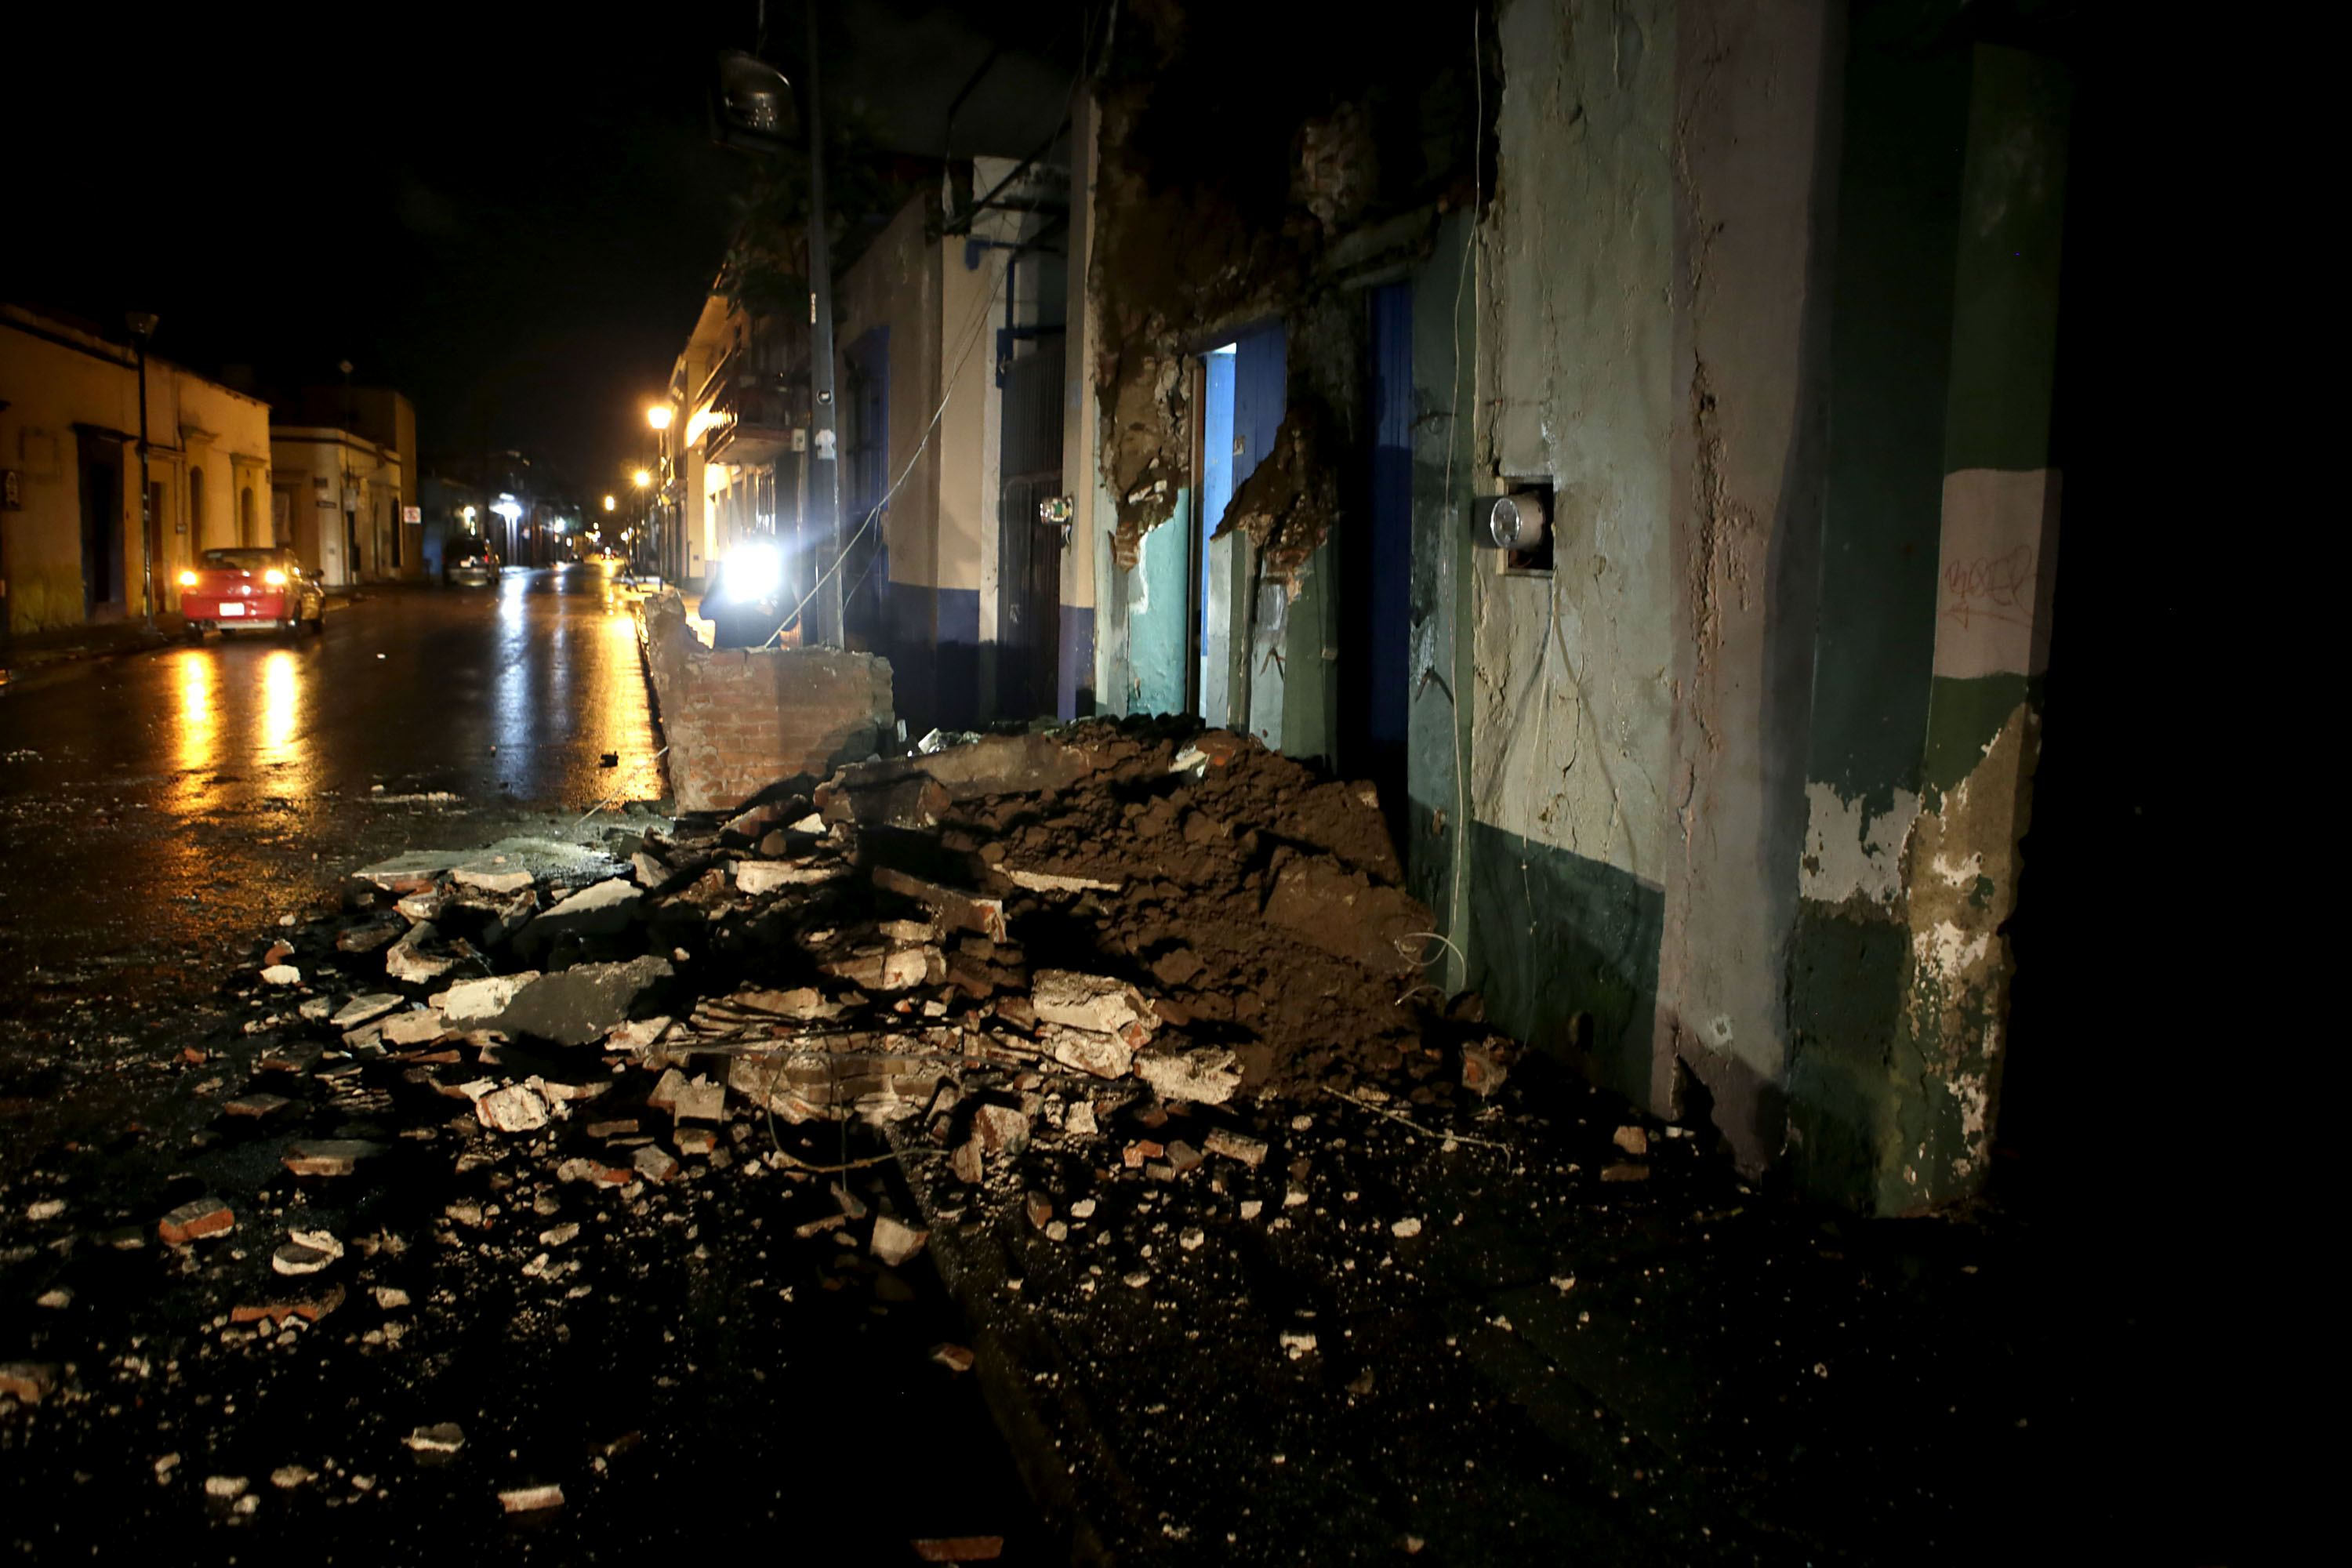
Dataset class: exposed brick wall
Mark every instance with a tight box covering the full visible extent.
[640,591,895,813]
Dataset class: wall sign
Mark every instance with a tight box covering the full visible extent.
[401,505,421,524]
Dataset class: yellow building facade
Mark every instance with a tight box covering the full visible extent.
[1,305,273,633]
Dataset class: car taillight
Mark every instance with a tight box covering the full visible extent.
[264,568,287,586]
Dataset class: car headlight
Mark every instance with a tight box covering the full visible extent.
[178,570,198,587]
[724,543,783,602]
[264,568,288,586]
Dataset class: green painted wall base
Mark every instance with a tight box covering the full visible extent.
[1463,820,1664,1104]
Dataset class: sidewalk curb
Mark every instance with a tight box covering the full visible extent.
[2,593,367,696]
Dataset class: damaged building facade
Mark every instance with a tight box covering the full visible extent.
[1053,0,2071,1214]
[653,0,2071,1213]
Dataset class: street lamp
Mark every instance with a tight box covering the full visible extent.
[125,311,159,630]
[646,405,673,432]
[646,403,675,583]
[630,469,652,489]
[603,495,617,512]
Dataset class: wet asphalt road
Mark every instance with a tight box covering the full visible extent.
[0,568,664,1073]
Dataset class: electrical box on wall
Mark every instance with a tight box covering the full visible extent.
[1472,481,1555,573]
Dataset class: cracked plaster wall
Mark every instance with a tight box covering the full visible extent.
[1467,0,1835,1166]
[1472,0,1677,884]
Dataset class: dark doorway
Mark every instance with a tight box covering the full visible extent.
[74,428,125,619]
[998,336,1065,720]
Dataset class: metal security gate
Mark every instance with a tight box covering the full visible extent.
[998,337,1065,718]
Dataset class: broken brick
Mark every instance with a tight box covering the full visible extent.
[158,1198,235,1245]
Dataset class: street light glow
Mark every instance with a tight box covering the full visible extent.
[603,495,617,511]
[631,469,652,488]
[646,405,673,430]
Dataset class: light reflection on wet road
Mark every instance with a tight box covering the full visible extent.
[0,567,664,1033]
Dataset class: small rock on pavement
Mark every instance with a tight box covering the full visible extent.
[281,1140,387,1178]
[1612,1125,1650,1156]
[871,1214,929,1267]
[404,1423,466,1454]
[25,1199,66,1221]
[498,1483,564,1514]
[633,1145,680,1184]
[1202,1127,1269,1167]
[0,1363,60,1405]
[1461,1040,1510,1097]
[205,1475,249,1501]
[260,964,301,986]
[158,1197,235,1245]
[1390,1217,1424,1239]
[930,1343,975,1374]
[271,1242,336,1277]
[1022,1192,1054,1231]
[270,1465,315,1490]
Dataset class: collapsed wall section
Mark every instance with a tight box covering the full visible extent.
[640,590,895,814]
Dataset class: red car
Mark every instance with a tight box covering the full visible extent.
[178,547,326,640]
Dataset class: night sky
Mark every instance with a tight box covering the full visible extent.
[2,2,1081,499]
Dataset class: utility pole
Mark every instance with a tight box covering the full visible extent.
[127,312,159,632]
[804,1,843,648]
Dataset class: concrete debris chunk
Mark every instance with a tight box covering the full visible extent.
[633,1145,681,1183]
[734,859,847,895]
[1042,1025,1134,1080]
[1134,1047,1243,1106]
[385,921,457,985]
[488,956,673,1047]
[205,1475,250,1501]
[270,1465,315,1490]
[329,993,404,1029]
[372,1286,411,1309]
[224,1092,295,1119]
[971,1103,1032,1156]
[871,1214,929,1267]
[453,866,535,895]
[337,913,407,953]
[870,866,1009,942]
[604,1014,673,1051]
[281,1140,387,1178]
[1390,1216,1424,1239]
[260,964,301,986]
[405,1422,466,1454]
[1003,867,1123,895]
[475,1083,552,1134]
[380,1007,448,1047]
[670,1076,726,1123]
[1279,1330,1319,1360]
[158,1197,235,1245]
[1612,1125,1650,1156]
[258,1041,324,1074]
[1202,1127,1269,1167]
[25,1198,66,1221]
[1031,971,1151,1037]
[950,1137,984,1185]
[498,1484,564,1514]
[675,1127,717,1156]
[434,972,541,1025]
[528,877,641,939]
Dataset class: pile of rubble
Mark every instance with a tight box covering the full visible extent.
[5,719,1566,1541]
